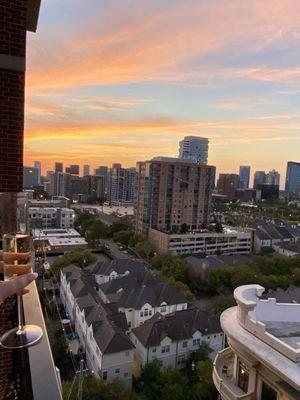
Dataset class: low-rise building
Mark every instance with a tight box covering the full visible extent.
[149,227,253,256]
[213,284,300,399]
[131,308,223,375]
[273,242,300,257]
[85,259,187,330]
[32,228,87,254]
[254,224,300,253]
[60,265,135,386]
[186,254,252,280]
[29,207,75,228]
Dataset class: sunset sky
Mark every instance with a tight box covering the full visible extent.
[25,0,300,185]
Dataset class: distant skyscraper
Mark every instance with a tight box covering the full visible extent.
[34,161,41,184]
[217,173,240,198]
[95,166,109,195]
[135,157,215,234]
[66,164,79,175]
[178,136,209,164]
[23,166,39,189]
[55,162,63,173]
[239,166,250,189]
[49,172,71,197]
[266,169,280,186]
[83,164,90,176]
[253,171,266,189]
[285,161,300,198]
[108,164,136,205]
[83,175,105,200]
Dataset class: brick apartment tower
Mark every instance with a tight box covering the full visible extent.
[0,1,40,398]
[0,0,40,192]
[135,158,215,234]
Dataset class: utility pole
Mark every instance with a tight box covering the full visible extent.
[77,359,84,400]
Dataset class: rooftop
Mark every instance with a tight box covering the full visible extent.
[132,308,221,347]
[221,284,300,389]
[32,228,81,238]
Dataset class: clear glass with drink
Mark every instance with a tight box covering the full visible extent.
[0,193,43,349]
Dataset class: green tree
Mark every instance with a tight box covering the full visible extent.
[86,220,108,246]
[151,254,188,283]
[134,240,155,262]
[160,368,190,400]
[52,248,96,276]
[192,359,217,400]
[63,374,141,400]
[110,220,133,235]
[74,211,95,235]
[180,223,188,234]
[113,229,142,248]
[164,277,195,305]
[135,359,162,400]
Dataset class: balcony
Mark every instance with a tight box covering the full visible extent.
[0,279,63,400]
[213,348,254,400]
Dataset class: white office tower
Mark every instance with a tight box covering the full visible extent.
[178,136,209,164]
[213,284,300,399]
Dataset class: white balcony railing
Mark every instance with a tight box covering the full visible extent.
[213,348,254,400]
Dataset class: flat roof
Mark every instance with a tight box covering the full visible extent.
[47,237,87,246]
[32,228,81,238]
[222,307,300,390]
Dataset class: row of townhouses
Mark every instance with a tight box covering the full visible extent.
[60,258,224,387]
[254,223,300,253]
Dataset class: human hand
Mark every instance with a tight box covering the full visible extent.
[0,251,37,302]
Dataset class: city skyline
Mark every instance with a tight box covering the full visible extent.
[24,1,300,183]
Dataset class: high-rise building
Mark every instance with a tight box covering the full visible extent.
[49,172,71,197]
[135,157,215,234]
[54,162,63,173]
[213,284,300,399]
[23,166,39,189]
[95,165,109,195]
[66,164,80,175]
[83,175,105,201]
[34,161,41,184]
[83,164,90,176]
[108,164,136,205]
[266,169,280,186]
[253,171,266,189]
[216,173,239,198]
[285,161,300,198]
[238,165,250,189]
[256,183,279,200]
[178,136,209,164]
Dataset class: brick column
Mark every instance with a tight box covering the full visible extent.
[0,0,27,192]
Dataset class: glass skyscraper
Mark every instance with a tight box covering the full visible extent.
[285,161,300,198]
[178,136,209,164]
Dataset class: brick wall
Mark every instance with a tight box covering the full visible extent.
[0,0,27,192]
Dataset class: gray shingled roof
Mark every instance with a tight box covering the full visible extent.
[86,258,146,276]
[62,265,134,354]
[261,286,300,303]
[98,271,186,308]
[132,308,221,347]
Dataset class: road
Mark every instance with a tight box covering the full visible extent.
[100,239,134,260]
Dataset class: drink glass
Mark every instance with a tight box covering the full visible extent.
[0,193,43,349]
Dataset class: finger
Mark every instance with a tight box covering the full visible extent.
[3,252,31,262]
[0,251,2,261]
[0,273,38,302]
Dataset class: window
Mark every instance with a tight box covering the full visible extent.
[144,309,149,317]
[160,305,167,313]
[140,311,143,317]
[128,321,131,328]
[193,339,201,346]
[152,348,156,353]
[182,341,188,348]
[115,368,120,374]
[261,382,277,400]
[177,355,186,366]
[162,345,170,353]
[124,372,129,378]
[149,310,152,316]
[125,351,130,356]
[102,371,108,380]
[237,362,249,393]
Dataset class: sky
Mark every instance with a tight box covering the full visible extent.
[25,0,300,186]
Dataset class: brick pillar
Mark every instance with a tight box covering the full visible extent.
[0,0,27,192]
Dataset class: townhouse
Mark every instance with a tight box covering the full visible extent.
[131,308,224,374]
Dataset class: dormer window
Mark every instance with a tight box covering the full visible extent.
[160,305,167,313]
